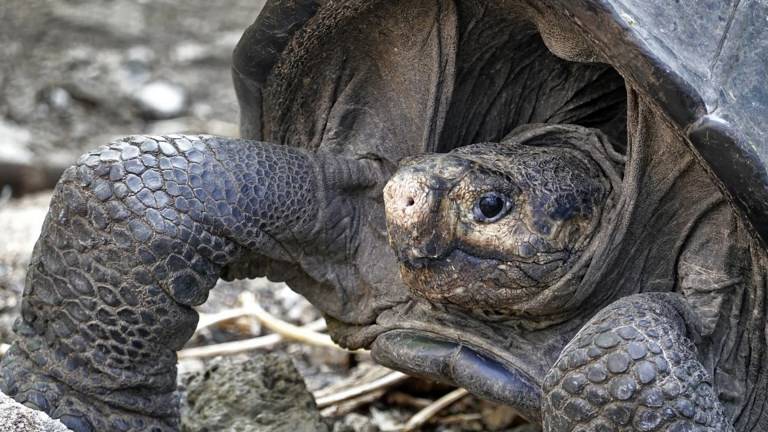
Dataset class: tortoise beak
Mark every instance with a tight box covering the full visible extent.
[383,167,455,268]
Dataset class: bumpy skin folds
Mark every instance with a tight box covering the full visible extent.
[0,135,324,431]
[542,294,733,432]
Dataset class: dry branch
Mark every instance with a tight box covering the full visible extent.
[178,319,327,359]
[403,388,470,431]
[315,371,408,409]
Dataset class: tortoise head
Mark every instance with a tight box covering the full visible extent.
[366,125,623,420]
[384,132,611,317]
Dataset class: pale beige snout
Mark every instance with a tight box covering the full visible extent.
[383,169,453,267]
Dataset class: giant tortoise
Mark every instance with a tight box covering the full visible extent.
[2,0,768,431]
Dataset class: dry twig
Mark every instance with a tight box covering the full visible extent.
[386,392,434,409]
[315,371,408,409]
[178,319,327,359]
[403,388,470,431]
[182,292,352,358]
[241,294,341,349]
[195,307,260,333]
[319,389,388,417]
[435,412,484,425]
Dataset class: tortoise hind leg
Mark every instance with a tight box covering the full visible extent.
[542,293,733,432]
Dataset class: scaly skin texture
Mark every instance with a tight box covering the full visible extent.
[0,135,341,431]
[542,294,733,432]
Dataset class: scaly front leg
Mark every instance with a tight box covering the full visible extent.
[0,135,380,431]
[542,293,733,432]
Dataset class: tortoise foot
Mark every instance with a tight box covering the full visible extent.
[2,344,177,432]
[542,293,733,432]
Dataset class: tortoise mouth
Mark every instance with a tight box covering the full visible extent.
[355,297,585,424]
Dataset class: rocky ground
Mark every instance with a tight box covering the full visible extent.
[0,0,537,430]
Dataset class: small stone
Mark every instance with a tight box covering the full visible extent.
[480,404,518,430]
[133,81,188,120]
[48,87,71,110]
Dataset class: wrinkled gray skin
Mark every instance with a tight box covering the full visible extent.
[2,1,767,431]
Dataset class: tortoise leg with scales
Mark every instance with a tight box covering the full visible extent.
[3,1,768,431]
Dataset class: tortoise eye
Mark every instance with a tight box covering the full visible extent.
[473,192,511,222]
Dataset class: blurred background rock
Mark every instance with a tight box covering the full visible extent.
[0,0,263,197]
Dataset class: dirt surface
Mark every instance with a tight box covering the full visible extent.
[0,0,538,430]
[1,0,261,196]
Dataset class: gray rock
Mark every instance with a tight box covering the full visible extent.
[181,354,330,432]
[134,81,189,120]
[0,391,71,432]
